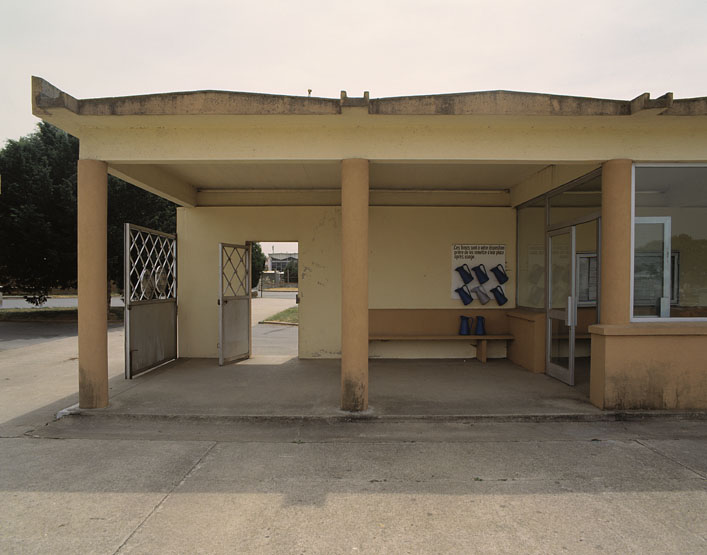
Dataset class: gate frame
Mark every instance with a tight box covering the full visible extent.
[124,223,178,378]
[218,241,252,365]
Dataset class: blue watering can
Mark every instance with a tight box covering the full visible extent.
[474,315,486,335]
[490,264,509,284]
[455,264,474,285]
[471,264,489,284]
[489,285,508,306]
[455,284,474,305]
[459,315,472,335]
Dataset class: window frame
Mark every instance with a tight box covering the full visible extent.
[630,163,707,322]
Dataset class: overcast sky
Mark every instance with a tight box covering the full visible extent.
[2,0,707,145]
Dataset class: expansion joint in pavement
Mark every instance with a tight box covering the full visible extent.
[634,438,707,479]
[112,441,217,554]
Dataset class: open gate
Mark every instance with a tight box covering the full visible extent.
[218,242,252,365]
[124,224,178,378]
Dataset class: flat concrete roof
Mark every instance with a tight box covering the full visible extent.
[32,76,707,118]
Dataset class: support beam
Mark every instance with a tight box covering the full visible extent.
[341,159,369,411]
[109,164,197,207]
[77,159,109,408]
[600,159,633,324]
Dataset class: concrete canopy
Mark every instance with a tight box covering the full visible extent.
[31,77,707,208]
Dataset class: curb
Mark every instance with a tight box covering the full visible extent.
[62,410,707,425]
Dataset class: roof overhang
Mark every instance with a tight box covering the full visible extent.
[30,77,707,208]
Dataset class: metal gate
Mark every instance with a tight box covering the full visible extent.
[219,242,251,365]
[124,224,177,378]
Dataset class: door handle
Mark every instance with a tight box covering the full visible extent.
[566,296,574,327]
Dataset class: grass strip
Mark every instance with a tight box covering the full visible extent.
[261,305,298,325]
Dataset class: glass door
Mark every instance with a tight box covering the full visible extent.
[633,217,672,318]
[547,227,576,385]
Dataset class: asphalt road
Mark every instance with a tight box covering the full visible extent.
[0,296,125,309]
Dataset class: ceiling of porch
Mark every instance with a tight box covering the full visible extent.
[110,160,558,208]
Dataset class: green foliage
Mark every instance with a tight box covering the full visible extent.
[251,242,266,289]
[0,122,175,303]
[0,123,78,303]
[284,259,299,283]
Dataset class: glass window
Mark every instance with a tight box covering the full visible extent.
[549,173,601,226]
[633,166,707,319]
[516,197,546,308]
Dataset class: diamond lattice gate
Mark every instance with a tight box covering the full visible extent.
[219,242,252,365]
[124,224,178,378]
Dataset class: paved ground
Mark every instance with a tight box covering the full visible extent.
[0,321,79,351]
[0,300,705,553]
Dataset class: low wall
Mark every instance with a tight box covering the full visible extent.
[590,323,707,409]
[507,309,545,372]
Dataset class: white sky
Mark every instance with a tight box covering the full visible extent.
[261,242,297,255]
[1,0,706,145]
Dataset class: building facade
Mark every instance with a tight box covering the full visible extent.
[31,77,707,412]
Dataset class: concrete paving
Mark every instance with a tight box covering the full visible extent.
[1,305,706,553]
[3,421,706,554]
[79,357,601,420]
[0,321,79,351]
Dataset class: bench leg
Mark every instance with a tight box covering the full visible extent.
[477,339,488,363]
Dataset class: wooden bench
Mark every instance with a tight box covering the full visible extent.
[369,334,514,363]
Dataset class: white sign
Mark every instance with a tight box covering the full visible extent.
[451,244,508,301]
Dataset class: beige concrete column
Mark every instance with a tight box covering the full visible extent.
[77,159,109,408]
[341,159,369,411]
[600,159,633,325]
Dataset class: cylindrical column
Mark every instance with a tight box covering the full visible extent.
[600,159,633,325]
[77,159,109,408]
[341,158,369,411]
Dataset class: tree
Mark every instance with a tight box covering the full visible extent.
[0,123,78,304]
[251,243,266,289]
[0,123,175,304]
[284,259,298,283]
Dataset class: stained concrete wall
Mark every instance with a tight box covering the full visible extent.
[590,323,707,409]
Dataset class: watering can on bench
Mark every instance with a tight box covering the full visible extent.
[459,315,472,335]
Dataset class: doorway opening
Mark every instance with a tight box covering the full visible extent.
[252,241,299,359]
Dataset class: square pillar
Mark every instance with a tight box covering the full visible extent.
[77,159,109,408]
[600,159,633,324]
[341,159,369,411]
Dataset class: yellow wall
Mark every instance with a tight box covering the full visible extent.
[177,206,342,358]
[79,114,707,164]
[178,205,516,359]
[369,207,516,309]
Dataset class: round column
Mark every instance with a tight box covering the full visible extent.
[77,159,109,408]
[341,158,369,411]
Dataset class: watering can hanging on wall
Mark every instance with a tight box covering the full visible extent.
[455,284,474,305]
[471,264,489,284]
[455,264,474,285]
[489,285,508,306]
[459,315,472,335]
[474,315,486,335]
[490,264,509,284]
[472,285,490,305]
